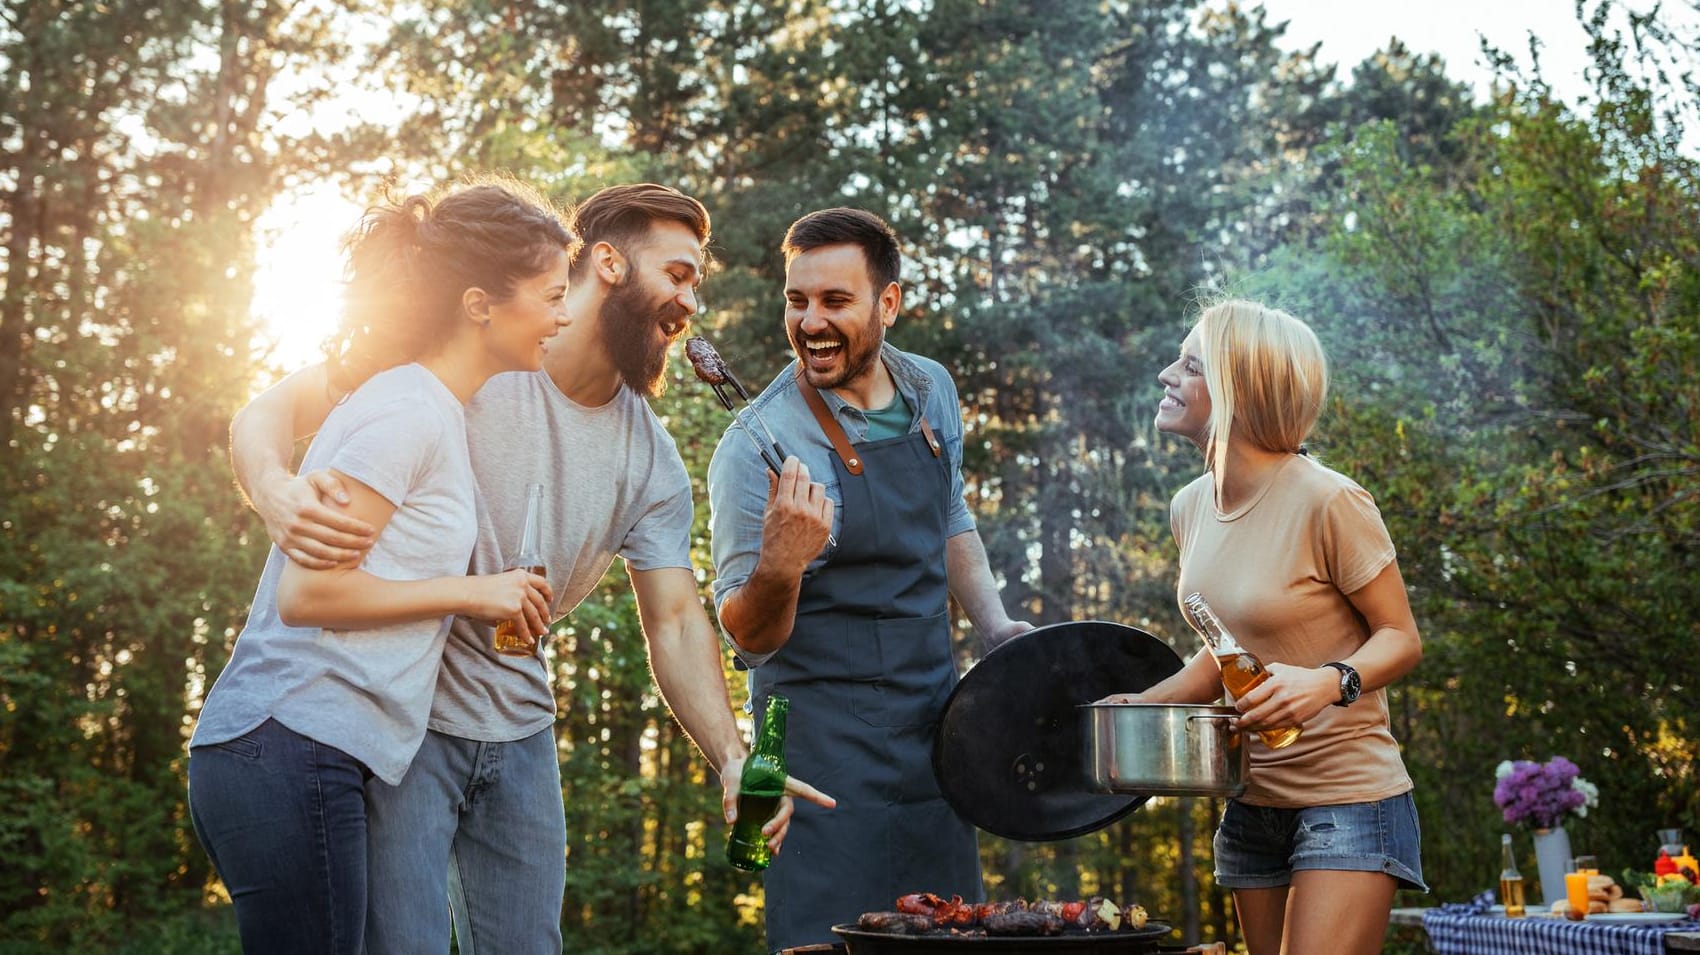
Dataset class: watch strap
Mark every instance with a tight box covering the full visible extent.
[1323,661,1359,707]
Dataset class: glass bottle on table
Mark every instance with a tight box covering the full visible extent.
[727,694,790,871]
[1181,592,1301,749]
[1500,833,1526,917]
[492,482,547,657]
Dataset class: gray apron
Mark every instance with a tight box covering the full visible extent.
[755,381,982,953]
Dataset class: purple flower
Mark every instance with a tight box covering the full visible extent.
[1492,757,1597,830]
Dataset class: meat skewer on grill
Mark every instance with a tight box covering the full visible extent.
[884,893,1146,935]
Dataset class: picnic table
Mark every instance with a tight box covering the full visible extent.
[1390,902,1700,954]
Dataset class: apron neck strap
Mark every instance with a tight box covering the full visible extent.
[794,373,944,474]
[798,374,865,475]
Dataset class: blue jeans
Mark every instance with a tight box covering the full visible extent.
[1213,791,1427,892]
[365,726,566,955]
[187,718,371,955]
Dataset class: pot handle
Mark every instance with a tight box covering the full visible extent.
[1184,944,1228,954]
[1185,713,1239,722]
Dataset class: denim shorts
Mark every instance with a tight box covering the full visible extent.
[1213,791,1427,892]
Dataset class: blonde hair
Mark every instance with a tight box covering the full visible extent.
[1196,299,1329,481]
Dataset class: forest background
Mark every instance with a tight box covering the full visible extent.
[2,0,1697,952]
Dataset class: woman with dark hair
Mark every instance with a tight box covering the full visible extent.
[1106,298,1425,955]
[187,179,575,954]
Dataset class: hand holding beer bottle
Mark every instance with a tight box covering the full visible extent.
[1182,592,1301,749]
[494,483,549,656]
[728,695,790,871]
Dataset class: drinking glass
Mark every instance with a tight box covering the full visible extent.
[1565,870,1591,918]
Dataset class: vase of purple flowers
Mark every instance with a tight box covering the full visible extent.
[1494,757,1600,905]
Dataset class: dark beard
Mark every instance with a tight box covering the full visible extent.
[598,277,681,398]
[800,301,884,392]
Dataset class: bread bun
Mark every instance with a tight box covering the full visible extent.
[1586,874,1615,891]
[1609,898,1646,913]
[1588,900,1608,914]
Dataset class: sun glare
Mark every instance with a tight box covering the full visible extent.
[250,183,361,374]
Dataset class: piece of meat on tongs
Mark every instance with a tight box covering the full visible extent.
[685,335,787,477]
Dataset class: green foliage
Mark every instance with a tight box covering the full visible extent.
[6,0,1699,951]
[1,0,400,948]
[1245,0,1700,905]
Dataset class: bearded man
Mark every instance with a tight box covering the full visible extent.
[706,207,1030,953]
[227,183,832,954]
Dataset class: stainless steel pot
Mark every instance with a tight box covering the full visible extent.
[1081,703,1247,797]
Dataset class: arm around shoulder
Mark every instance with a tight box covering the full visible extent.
[231,364,375,567]
[231,364,339,502]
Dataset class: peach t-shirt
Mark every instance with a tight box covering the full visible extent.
[1171,453,1413,808]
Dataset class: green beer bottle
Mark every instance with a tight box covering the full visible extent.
[727,694,789,871]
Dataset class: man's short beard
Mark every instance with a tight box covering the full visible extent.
[598,276,679,398]
[799,301,885,392]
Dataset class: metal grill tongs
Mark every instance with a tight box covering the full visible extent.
[685,336,787,476]
[686,335,836,548]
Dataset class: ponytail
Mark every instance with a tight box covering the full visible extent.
[324,177,575,394]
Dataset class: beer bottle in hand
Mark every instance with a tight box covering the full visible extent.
[1182,592,1302,749]
[493,483,546,657]
[727,694,789,871]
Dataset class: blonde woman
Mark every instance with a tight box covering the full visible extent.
[1108,299,1425,954]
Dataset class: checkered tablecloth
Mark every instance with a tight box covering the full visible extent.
[1423,893,1700,955]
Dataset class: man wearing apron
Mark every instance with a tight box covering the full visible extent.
[707,208,1032,952]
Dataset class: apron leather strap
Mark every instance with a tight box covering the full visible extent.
[918,417,942,458]
[796,374,941,472]
[798,377,865,476]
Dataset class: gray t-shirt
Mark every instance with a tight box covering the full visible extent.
[427,369,694,741]
[191,364,477,785]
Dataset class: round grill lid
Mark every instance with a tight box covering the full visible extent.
[932,621,1184,841]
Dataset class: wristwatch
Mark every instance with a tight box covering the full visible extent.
[1323,662,1361,707]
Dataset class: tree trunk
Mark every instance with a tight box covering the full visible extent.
[1177,797,1198,942]
[0,144,40,444]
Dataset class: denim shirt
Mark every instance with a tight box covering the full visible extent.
[707,343,974,666]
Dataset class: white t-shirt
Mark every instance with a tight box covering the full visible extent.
[426,369,695,741]
[191,364,477,785]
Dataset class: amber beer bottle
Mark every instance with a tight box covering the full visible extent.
[493,483,546,657]
[1181,592,1301,749]
[1499,833,1527,917]
[727,694,789,871]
